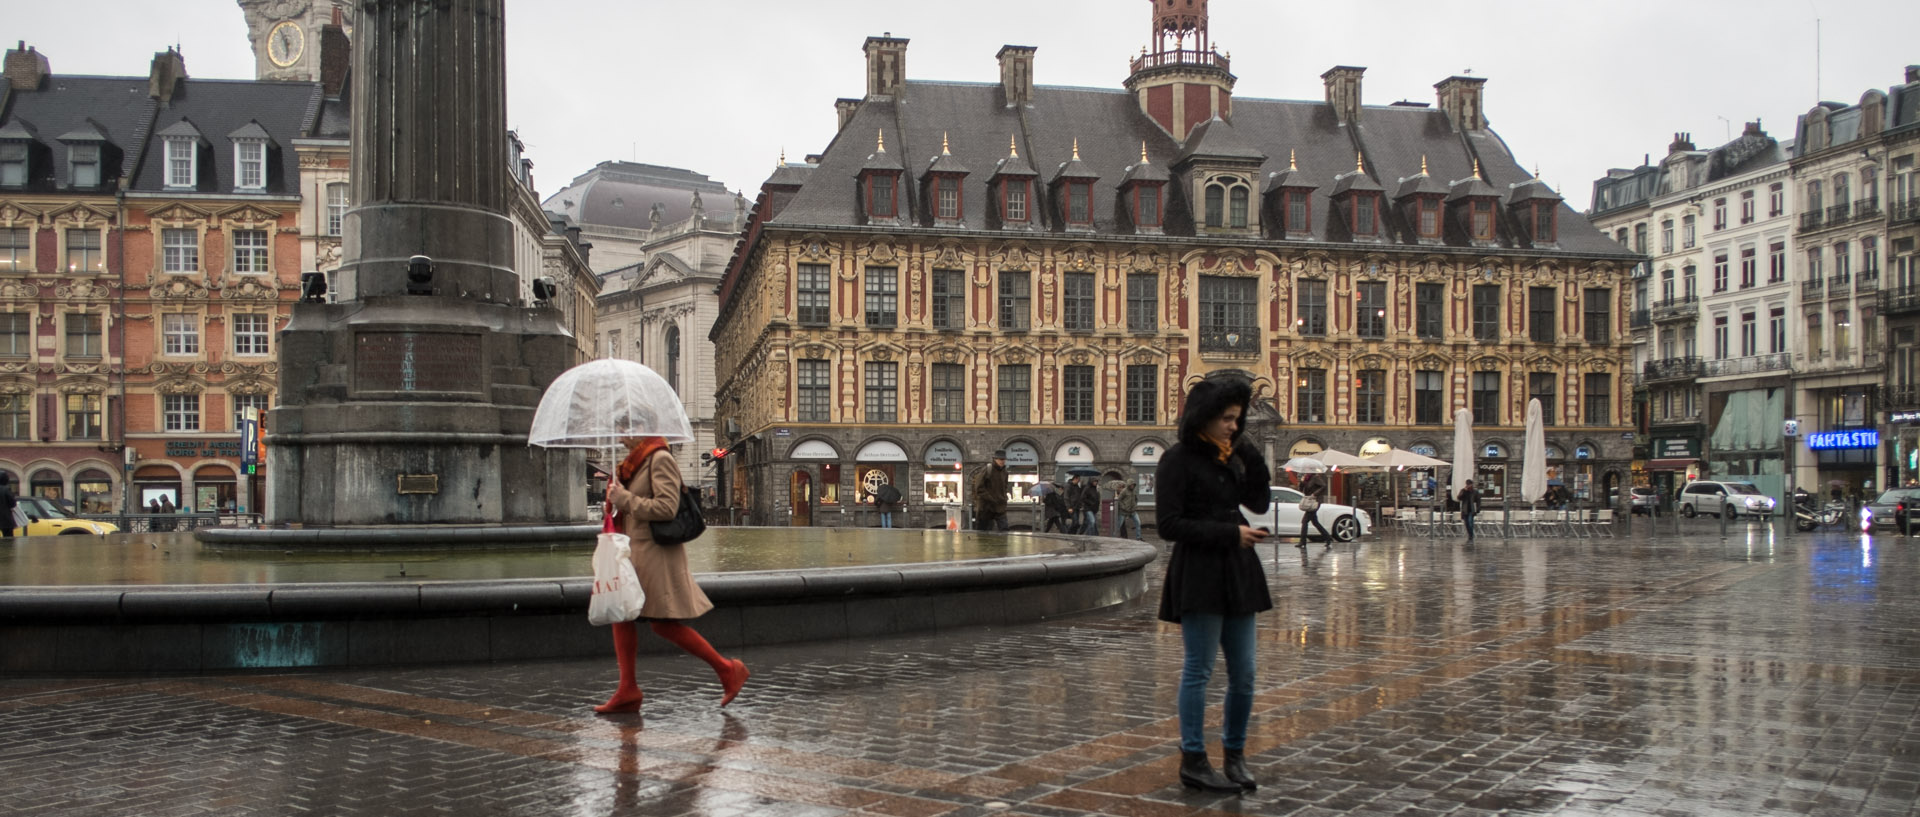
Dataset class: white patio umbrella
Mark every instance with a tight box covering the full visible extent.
[1521,398,1548,504]
[1450,408,1475,499]
[1313,449,1378,469]
[1364,449,1451,469]
[1283,457,1330,474]
[529,359,695,451]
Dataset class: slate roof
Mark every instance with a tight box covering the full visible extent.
[762,80,1628,257]
[0,75,156,191]
[542,161,735,230]
[133,79,318,195]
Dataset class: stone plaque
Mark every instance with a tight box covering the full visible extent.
[397,474,440,495]
[355,332,482,393]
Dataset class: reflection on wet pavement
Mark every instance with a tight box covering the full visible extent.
[4,523,1919,815]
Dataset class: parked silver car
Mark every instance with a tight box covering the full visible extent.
[1678,480,1777,519]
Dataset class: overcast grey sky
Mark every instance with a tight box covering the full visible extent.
[8,1,1915,208]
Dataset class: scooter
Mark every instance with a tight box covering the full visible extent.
[1792,495,1846,531]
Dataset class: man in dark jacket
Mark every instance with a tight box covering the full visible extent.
[1041,484,1071,532]
[0,473,16,538]
[972,450,1011,531]
[1458,479,1482,542]
[1067,476,1099,534]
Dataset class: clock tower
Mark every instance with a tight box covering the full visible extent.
[239,0,341,81]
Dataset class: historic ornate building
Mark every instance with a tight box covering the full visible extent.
[1872,67,1920,486]
[711,3,1642,528]
[0,44,310,512]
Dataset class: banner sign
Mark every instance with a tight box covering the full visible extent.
[1806,429,1878,450]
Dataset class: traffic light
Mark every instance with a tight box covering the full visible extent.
[710,447,728,460]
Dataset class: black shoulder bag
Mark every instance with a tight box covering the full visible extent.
[650,486,708,545]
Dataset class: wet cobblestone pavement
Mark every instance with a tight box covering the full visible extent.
[6,521,1920,816]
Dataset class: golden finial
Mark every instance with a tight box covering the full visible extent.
[1288,149,1298,171]
[1473,157,1482,178]
[778,148,785,168]
[1071,138,1081,161]
[1420,155,1428,175]
[942,132,951,155]
[1140,141,1149,163]
[1533,163,1542,180]
[1009,135,1018,158]
[876,130,886,152]
[1355,152,1364,173]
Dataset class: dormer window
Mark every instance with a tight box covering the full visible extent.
[69,144,100,188]
[1414,200,1439,237]
[1286,191,1310,233]
[1066,181,1091,225]
[1532,203,1557,243]
[235,140,266,190]
[1204,179,1251,228]
[936,176,960,220]
[1004,179,1029,222]
[1352,193,1379,236]
[0,143,26,187]
[867,173,896,218]
[1135,185,1160,228]
[1470,200,1494,241]
[165,138,195,188]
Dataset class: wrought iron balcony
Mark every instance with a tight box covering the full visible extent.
[1198,327,1261,358]
[1703,353,1790,378]
[1804,277,1825,297]
[1830,274,1852,292]
[1881,285,1920,316]
[1643,356,1705,382]
[1886,385,1920,410]
[1856,200,1882,221]
[1894,198,1920,223]
[1800,211,1824,231]
[1858,273,1880,293]
[1629,309,1651,329]
[1828,202,1852,224]
[1649,295,1699,322]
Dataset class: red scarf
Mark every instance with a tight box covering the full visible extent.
[1200,430,1234,464]
[615,437,670,484]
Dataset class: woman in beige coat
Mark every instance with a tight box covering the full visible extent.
[594,435,749,714]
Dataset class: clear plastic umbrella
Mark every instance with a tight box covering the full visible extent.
[1283,457,1329,474]
[529,359,694,449]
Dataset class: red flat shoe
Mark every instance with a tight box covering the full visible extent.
[719,659,749,707]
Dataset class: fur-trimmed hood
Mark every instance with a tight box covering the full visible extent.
[1176,377,1253,449]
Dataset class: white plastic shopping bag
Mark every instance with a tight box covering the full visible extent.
[588,510,645,625]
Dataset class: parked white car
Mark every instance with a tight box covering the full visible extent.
[1240,486,1373,542]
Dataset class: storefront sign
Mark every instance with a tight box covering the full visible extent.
[1004,442,1040,467]
[790,440,840,460]
[925,441,964,468]
[1359,438,1392,457]
[164,441,247,459]
[1575,445,1594,460]
[1653,438,1699,459]
[1806,429,1879,450]
[1128,442,1163,464]
[1054,441,1095,464]
[1408,443,1438,457]
[776,428,792,437]
[1892,411,1920,425]
[855,440,908,462]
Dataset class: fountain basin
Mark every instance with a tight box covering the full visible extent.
[0,527,1154,675]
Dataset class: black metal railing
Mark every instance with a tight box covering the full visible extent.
[1630,309,1651,329]
[1858,272,1880,293]
[1894,198,1920,223]
[75,513,258,533]
[1198,327,1261,357]
[1643,356,1705,382]
[1800,211,1824,231]
[1886,385,1920,410]
[1830,274,1852,292]
[1829,202,1852,224]
[1856,199,1882,221]
[1881,285,1920,316]
[1804,277,1825,297]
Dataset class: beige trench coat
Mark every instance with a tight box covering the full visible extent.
[611,448,714,621]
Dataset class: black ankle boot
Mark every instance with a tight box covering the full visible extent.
[1222,748,1257,790]
[1179,751,1241,792]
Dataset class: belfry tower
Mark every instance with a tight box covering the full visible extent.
[1124,0,1235,141]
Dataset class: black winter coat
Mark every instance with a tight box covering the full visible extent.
[1156,440,1274,622]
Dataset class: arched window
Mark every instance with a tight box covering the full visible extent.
[665,325,681,394]
[1205,184,1225,227]
[1229,185,1249,228]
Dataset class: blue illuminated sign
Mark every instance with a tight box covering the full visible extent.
[1805,429,1879,450]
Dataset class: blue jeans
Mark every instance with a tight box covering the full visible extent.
[1462,512,1476,539]
[879,511,893,528]
[1178,612,1256,753]
[1115,512,1142,539]
[1076,509,1097,534]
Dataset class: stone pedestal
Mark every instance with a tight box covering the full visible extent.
[264,0,582,527]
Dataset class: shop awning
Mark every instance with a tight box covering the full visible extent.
[1646,458,1698,471]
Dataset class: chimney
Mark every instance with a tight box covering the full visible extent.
[3,42,50,91]
[149,48,187,104]
[835,98,862,132]
[1434,75,1488,132]
[1744,119,1765,137]
[319,6,351,97]
[997,45,1035,108]
[1908,65,1919,84]
[1668,132,1694,154]
[1322,66,1365,125]
[863,34,908,100]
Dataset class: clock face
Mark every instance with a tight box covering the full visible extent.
[268,21,305,68]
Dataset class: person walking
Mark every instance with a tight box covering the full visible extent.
[1156,378,1271,792]
[0,473,17,538]
[873,481,902,528]
[1064,476,1094,534]
[1458,479,1482,542]
[594,435,749,714]
[1076,476,1102,535]
[972,450,1011,531]
[1111,475,1142,540]
[1041,483,1071,533]
[1296,472,1331,549]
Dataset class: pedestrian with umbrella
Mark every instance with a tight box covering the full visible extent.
[1155,377,1271,791]
[530,359,749,714]
[1035,481,1071,532]
[1067,468,1102,534]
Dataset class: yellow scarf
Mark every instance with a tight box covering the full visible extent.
[1200,431,1233,464]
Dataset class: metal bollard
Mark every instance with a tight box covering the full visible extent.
[1719,505,1729,537]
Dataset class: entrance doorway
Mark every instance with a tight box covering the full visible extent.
[790,469,813,527]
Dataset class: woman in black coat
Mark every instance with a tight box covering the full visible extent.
[1155,378,1271,792]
